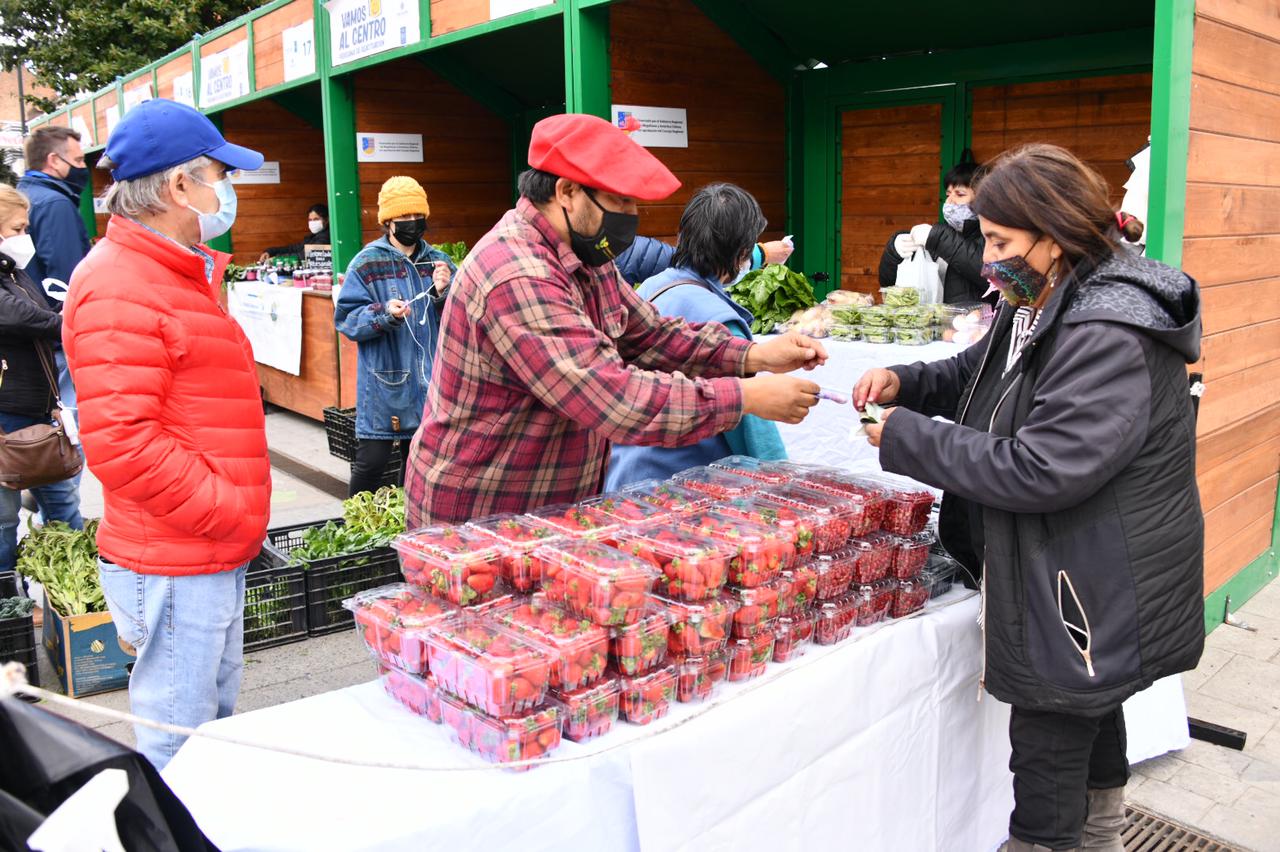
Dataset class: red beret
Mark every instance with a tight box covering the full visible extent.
[528,113,681,201]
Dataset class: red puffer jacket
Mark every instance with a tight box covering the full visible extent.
[63,216,270,574]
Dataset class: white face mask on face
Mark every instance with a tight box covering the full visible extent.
[730,258,752,285]
[0,234,36,270]
[308,219,324,235]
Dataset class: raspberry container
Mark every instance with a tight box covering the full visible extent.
[524,502,619,542]
[549,678,621,742]
[677,509,796,586]
[772,612,817,662]
[672,466,762,500]
[488,597,610,691]
[713,493,822,558]
[892,531,935,579]
[808,548,858,600]
[533,540,660,627]
[379,665,443,722]
[709,455,796,485]
[578,492,672,531]
[609,604,671,676]
[787,471,889,536]
[466,514,562,593]
[343,583,459,674]
[779,563,819,614]
[619,664,678,725]
[725,576,786,638]
[893,577,929,618]
[847,532,895,584]
[441,693,561,771]
[393,525,506,607]
[727,632,775,681]
[756,482,863,553]
[654,593,739,656]
[814,592,860,645]
[613,524,732,601]
[854,579,897,626]
[865,478,935,535]
[622,478,717,515]
[423,613,555,717]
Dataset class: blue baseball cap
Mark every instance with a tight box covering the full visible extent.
[104,99,264,181]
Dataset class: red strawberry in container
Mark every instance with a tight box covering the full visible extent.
[714,493,819,558]
[609,603,670,676]
[613,524,732,601]
[488,596,609,692]
[579,492,671,531]
[619,664,677,724]
[727,632,775,681]
[466,514,563,593]
[671,465,761,500]
[344,583,459,674]
[438,690,474,747]
[549,678,621,742]
[814,592,859,645]
[622,478,717,516]
[772,612,817,662]
[891,531,935,579]
[780,563,819,614]
[423,613,554,717]
[708,455,797,485]
[677,509,795,587]
[392,525,506,607]
[863,477,935,535]
[848,532,895,584]
[788,471,890,536]
[809,548,858,600]
[379,665,443,721]
[756,482,862,553]
[532,540,659,627]
[654,592,739,657]
[459,702,561,771]
[892,577,929,618]
[673,655,717,703]
[524,502,620,544]
[725,577,786,639]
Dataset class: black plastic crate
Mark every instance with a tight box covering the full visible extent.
[322,407,359,462]
[261,520,401,637]
[242,550,308,652]
[0,572,39,688]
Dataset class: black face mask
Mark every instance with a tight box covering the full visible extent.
[563,190,638,268]
[55,156,89,194]
[392,218,426,247]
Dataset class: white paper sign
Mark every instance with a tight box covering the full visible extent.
[328,0,420,68]
[611,104,689,148]
[122,82,153,113]
[172,71,196,108]
[201,41,251,108]
[489,0,553,19]
[227,281,303,375]
[230,162,281,185]
[71,116,94,145]
[104,107,122,139]
[92,197,108,215]
[355,131,423,163]
[282,20,316,81]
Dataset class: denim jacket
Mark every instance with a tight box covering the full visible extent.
[335,237,456,440]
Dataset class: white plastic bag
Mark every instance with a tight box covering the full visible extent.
[895,249,943,304]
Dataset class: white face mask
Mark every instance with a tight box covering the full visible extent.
[0,233,36,270]
[308,219,324,235]
[731,258,752,285]
[187,176,238,243]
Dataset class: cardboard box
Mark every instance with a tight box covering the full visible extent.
[42,603,133,697]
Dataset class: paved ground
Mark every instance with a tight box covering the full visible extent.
[17,409,1280,849]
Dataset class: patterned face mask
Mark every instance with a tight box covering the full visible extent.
[981,253,1050,306]
[943,202,974,231]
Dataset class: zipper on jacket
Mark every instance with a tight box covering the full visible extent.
[956,307,1003,427]
[1057,570,1097,677]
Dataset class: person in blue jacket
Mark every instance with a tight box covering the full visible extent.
[615,229,794,285]
[335,176,455,496]
[606,183,787,490]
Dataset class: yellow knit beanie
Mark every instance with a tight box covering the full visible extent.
[378,176,430,223]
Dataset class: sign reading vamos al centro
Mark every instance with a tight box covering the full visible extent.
[328,0,421,67]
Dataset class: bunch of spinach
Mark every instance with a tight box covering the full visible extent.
[436,241,469,266]
[15,520,104,616]
[341,486,405,546]
[728,264,818,335]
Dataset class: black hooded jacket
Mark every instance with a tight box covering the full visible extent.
[879,250,1205,715]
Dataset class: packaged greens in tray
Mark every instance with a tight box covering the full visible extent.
[829,324,863,342]
[892,305,933,328]
[829,305,863,325]
[894,327,932,346]
[859,305,894,327]
[863,328,893,344]
[879,287,921,308]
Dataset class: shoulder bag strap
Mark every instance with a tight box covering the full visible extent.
[647,278,711,304]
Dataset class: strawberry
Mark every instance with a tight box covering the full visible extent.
[343,584,459,674]
[609,605,670,677]
[654,592,738,656]
[619,665,677,725]
[728,632,775,681]
[533,540,659,627]
[392,525,507,607]
[550,678,620,742]
[424,613,554,716]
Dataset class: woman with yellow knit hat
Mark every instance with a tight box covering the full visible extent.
[335,176,456,495]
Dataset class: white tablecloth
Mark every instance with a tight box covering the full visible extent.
[164,591,1017,852]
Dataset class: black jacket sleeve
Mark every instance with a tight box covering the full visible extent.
[927,223,985,293]
[880,322,1152,514]
[0,274,62,340]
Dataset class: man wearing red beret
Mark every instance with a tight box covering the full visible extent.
[405,113,825,524]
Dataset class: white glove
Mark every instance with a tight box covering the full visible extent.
[893,233,917,257]
[910,224,933,247]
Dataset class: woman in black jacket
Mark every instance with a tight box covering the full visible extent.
[857,145,1203,852]
[0,184,84,572]
[258,202,330,262]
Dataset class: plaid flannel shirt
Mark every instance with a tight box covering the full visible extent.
[405,198,751,525]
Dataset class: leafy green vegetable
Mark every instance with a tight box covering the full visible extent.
[15,520,104,616]
[288,522,385,565]
[0,596,34,619]
[727,264,818,334]
[341,486,405,546]
[436,241,469,266]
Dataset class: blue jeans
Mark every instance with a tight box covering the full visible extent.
[98,559,247,771]
[0,411,83,572]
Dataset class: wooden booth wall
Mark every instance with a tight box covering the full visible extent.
[222,99,328,265]
[1183,0,1280,594]
[430,0,489,37]
[90,161,110,236]
[253,0,313,91]
[609,0,787,247]
[156,52,194,101]
[94,91,118,146]
[353,59,513,250]
[71,103,97,149]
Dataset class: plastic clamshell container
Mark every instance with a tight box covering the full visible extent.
[893,577,929,618]
[773,612,817,662]
[423,612,554,717]
[860,304,895,327]
[863,327,893,344]
[393,525,506,607]
[609,604,671,677]
[894,326,931,346]
[829,323,863,342]
[863,478,935,535]
[713,493,823,559]
[465,514,563,593]
[532,540,660,627]
[879,287,921,308]
[892,305,933,328]
[726,576,787,638]
[808,548,858,600]
[653,592,739,657]
[613,524,732,601]
[847,532,896,584]
[441,693,561,771]
[487,597,609,692]
[892,531,935,579]
[787,472,889,536]
[673,655,718,703]
[921,554,959,599]
[344,583,459,674]
[727,632,775,681]
[855,579,897,626]
[619,664,678,725]
[549,677,621,742]
[672,466,762,500]
[578,492,671,530]
[677,509,796,587]
[379,665,442,722]
[756,482,862,553]
[708,455,796,485]
[779,563,819,614]
[814,592,860,645]
[524,502,619,541]
[622,478,717,515]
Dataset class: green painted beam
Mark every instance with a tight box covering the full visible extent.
[564,0,610,117]
[689,0,801,83]
[1146,0,1194,268]
[318,3,363,274]
[77,174,97,240]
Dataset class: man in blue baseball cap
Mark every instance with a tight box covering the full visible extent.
[61,99,271,770]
